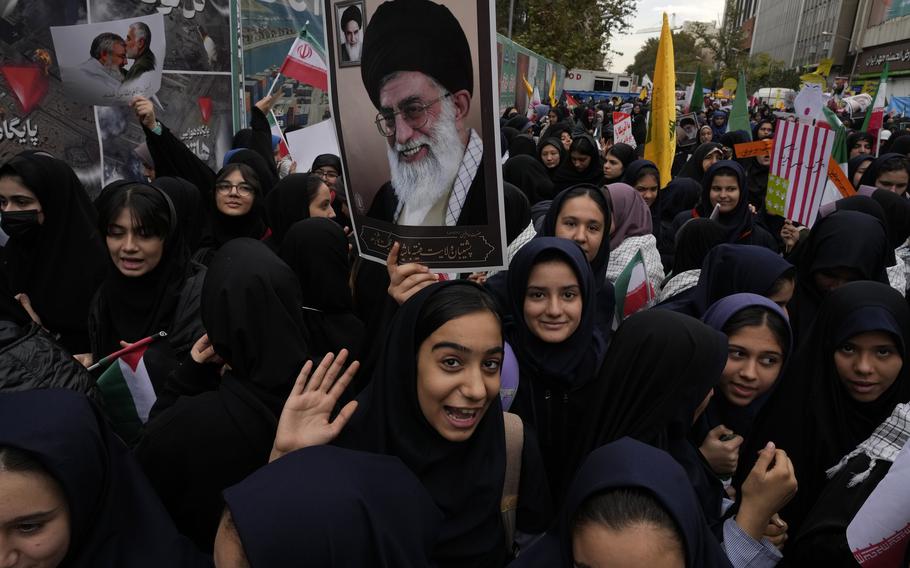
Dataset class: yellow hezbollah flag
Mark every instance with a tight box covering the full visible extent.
[549,73,557,107]
[522,75,534,100]
[644,13,676,189]
[639,87,648,100]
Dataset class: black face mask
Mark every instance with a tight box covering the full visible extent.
[1,210,41,243]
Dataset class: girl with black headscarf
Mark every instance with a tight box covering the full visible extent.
[510,134,537,158]
[136,238,309,552]
[537,137,567,180]
[271,281,551,567]
[0,152,108,354]
[503,155,556,205]
[738,281,910,538]
[657,243,795,318]
[216,446,442,567]
[89,182,206,414]
[698,294,791,479]
[511,438,732,568]
[575,310,797,546]
[660,177,703,263]
[222,148,278,194]
[153,176,205,252]
[552,134,603,192]
[504,238,608,501]
[0,388,211,567]
[279,218,364,362]
[672,161,778,251]
[857,152,910,196]
[197,163,270,263]
[847,131,875,158]
[602,142,636,184]
[848,154,874,189]
[787,210,891,341]
[678,142,725,182]
[264,172,335,248]
[658,218,728,303]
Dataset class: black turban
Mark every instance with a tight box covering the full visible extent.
[340,5,362,28]
[361,0,473,110]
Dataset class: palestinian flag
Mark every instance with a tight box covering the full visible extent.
[96,344,157,443]
[614,249,655,320]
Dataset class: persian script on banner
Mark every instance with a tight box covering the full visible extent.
[767,119,835,228]
[613,112,636,149]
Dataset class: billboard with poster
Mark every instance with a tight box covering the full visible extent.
[324,0,506,270]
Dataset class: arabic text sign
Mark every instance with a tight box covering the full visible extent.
[770,119,835,228]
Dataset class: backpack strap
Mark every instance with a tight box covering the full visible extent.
[501,411,524,553]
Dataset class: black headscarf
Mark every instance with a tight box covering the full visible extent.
[539,188,611,291]
[719,130,752,166]
[552,134,603,192]
[789,210,891,341]
[223,446,442,567]
[847,131,875,156]
[603,142,636,184]
[696,160,754,243]
[226,148,278,194]
[671,217,728,274]
[623,158,662,235]
[847,154,874,187]
[202,166,269,249]
[536,137,567,179]
[503,155,556,204]
[661,177,702,223]
[510,133,537,157]
[512,438,731,568]
[858,152,909,189]
[90,181,189,358]
[868,187,910,249]
[505,238,607,389]
[832,195,898,264]
[503,182,531,244]
[0,389,208,567]
[576,310,730,534]
[311,153,342,174]
[501,126,520,149]
[153,176,205,252]
[334,281,506,568]
[738,281,910,536]
[888,134,910,157]
[678,142,724,181]
[658,243,794,317]
[0,152,108,353]
[279,218,364,361]
[264,173,319,246]
[506,114,532,133]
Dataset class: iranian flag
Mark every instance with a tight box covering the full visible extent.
[96,344,157,443]
[861,62,889,156]
[614,249,655,321]
[277,29,328,93]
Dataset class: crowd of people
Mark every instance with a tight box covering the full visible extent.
[1,52,910,566]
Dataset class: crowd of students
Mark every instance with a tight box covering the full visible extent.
[0,88,909,567]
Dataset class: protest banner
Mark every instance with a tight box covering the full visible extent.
[613,112,636,148]
[324,0,507,270]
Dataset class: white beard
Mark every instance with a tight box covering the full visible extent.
[344,41,361,60]
[387,97,465,225]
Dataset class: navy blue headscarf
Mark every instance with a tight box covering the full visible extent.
[696,160,754,243]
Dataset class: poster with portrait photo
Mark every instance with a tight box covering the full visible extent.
[676,112,698,148]
[335,0,366,67]
[51,13,165,106]
[324,0,506,270]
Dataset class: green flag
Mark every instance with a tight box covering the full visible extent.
[822,105,849,165]
[689,66,703,113]
[727,69,751,139]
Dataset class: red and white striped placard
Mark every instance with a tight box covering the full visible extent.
[770,119,835,228]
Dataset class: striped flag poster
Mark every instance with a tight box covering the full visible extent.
[769,119,836,228]
[614,249,655,321]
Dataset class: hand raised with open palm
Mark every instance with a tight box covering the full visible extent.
[270,350,360,462]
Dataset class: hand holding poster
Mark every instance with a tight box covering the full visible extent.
[613,112,636,149]
[766,118,835,228]
[51,14,165,106]
[325,0,506,270]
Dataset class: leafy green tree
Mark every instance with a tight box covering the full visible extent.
[624,31,706,85]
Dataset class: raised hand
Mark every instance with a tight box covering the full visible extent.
[270,350,359,462]
[131,96,157,130]
[387,241,438,305]
[737,442,798,541]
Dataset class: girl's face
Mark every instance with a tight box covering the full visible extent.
[876,169,909,196]
[708,174,740,213]
[852,159,872,188]
[573,523,685,568]
[415,311,503,442]
[0,176,44,224]
[0,469,70,568]
[540,145,561,169]
[215,169,255,217]
[571,150,592,173]
[548,110,558,124]
[699,128,713,144]
[603,153,624,179]
[719,323,785,406]
[835,330,903,403]
[523,259,583,344]
[701,151,721,173]
[756,122,774,139]
[555,195,605,263]
[106,207,165,277]
[634,174,659,208]
[560,132,573,151]
[308,182,336,219]
[850,139,872,158]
